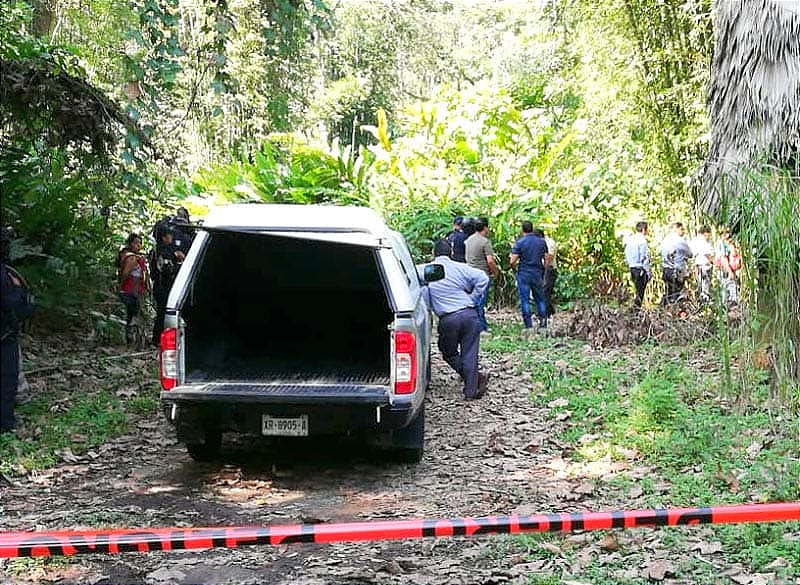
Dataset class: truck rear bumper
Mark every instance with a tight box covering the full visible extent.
[161,383,416,441]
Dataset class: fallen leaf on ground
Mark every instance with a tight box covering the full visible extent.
[600,533,619,551]
[643,559,672,581]
[540,542,564,556]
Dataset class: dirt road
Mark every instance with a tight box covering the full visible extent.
[0,336,590,585]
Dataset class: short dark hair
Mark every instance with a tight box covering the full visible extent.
[699,225,711,234]
[433,239,452,258]
[673,222,684,229]
[453,216,463,226]
[521,221,533,233]
[532,228,545,238]
[475,218,488,232]
[635,221,648,233]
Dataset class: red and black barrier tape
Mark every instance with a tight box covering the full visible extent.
[1,502,798,558]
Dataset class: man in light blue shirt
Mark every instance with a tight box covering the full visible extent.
[420,240,489,400]
[624,221,651,308]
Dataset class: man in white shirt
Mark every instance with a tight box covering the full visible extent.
[624,221,650,308]
[689,226,714,302]
[660,222,693,304]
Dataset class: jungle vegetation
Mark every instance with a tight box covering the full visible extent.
[1,0,798,407]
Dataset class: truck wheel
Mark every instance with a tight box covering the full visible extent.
[186,429,222,462]
[392,405,424,463]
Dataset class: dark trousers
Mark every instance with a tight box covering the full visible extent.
[437,308,481,398]
[1,336,20,432]
[662,268,685,304]
[630,267,649,308]
[152,286,169,345]
[543,267,557,317]
[517,269,547,328]
[119,292,140,342]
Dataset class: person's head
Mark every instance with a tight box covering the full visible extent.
[125,232,142,252]
[672,222,685,236]
[532,228,545,238]
[635,221,648,234]
[699,225,711,240]
[433,239,452,259]
[159,227,174,245]
[521,221,533,234]
[461,217,477,236]
[176,207,190,222]
[475,217,489,235]
[453,216,463,231]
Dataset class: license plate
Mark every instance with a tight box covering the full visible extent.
[262,415,309,437]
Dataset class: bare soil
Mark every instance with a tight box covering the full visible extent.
[0,323,577,585]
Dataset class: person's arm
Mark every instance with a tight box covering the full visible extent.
[119,254,137,281]
[509,240,520,268]
[469,269,490,304]
[543,252,553,269]
[486,255,499,278]
[639,240,651,275]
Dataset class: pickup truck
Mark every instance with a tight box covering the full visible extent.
[158,204,443,463]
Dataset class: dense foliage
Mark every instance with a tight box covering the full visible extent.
[1,0,797,402]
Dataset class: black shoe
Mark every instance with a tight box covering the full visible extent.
[476,372,488,397]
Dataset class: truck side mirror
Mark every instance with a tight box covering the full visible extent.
[423,264,445,283]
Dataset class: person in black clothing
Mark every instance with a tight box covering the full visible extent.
[171,207,194,257]
[1,228,33,433]
[446,216,467,262]
[151,227,185,346]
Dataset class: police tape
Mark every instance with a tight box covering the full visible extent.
[1,502,798,558]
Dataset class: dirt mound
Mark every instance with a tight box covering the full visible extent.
[552,302,716,348]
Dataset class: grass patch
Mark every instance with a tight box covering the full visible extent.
[0,383,160,475]
[492,325,800,581]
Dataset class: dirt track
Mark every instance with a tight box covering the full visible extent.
[0,329,590,585]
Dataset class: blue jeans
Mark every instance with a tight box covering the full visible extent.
[476,278,491,332]
[517,269,547,328]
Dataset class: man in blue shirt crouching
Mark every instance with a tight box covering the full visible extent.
[422,240,490,400]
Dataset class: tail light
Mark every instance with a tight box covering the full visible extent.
[159,327,177,390]
[394,330,417,395]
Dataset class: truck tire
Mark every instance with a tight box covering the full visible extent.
[185,428,222,462]
[392,405,424,463]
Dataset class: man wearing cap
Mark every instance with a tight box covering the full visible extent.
[421,240,489,400]
[446,216,467,263]
[150,226,184,346]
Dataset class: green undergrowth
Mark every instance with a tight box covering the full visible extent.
[0,382,160,476]
[483,321,799,583]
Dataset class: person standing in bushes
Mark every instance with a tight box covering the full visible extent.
[446,216,467,263]
[624,221,651,308]
[535,228,558,317]
[465,217,499,332]
[510,222,548,330]
[421,239,489,400]
[660,222,693,305]
[689,225,715,302]
[117,233,149,344]
[1,227,34,433]
[150,226,184,346]
[715,228,742,305]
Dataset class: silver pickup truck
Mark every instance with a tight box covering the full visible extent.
[158,204,443,463]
